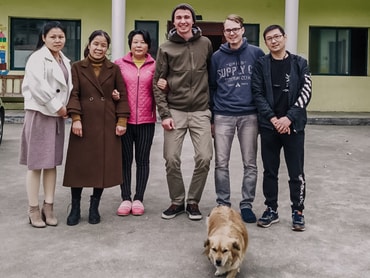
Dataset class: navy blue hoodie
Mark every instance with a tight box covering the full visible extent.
[209,38,264,116]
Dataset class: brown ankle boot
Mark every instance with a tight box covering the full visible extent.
[41,201,58,226]
[29,205,46,228]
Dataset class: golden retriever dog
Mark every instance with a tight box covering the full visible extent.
[204,205,248,278]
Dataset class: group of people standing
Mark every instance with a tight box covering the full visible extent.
[19,3,311,232]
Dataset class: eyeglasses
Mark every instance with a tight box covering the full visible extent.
[265,34,284,43]
[224,27,242,34]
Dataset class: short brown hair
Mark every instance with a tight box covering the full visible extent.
[224,14,244,28]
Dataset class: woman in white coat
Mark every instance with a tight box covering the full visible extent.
[19,21,72,228]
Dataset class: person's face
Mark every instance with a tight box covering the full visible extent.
[173,9,194,37]
[264,28,286,53]
[88,35,109,60]
[223,19,244,49]
[42,28,66,55]
[131,34,148,59]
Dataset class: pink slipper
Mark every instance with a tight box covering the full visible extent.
[131,200,145,216]
[117,200,132,216]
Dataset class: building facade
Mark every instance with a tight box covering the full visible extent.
[1,0,369,112]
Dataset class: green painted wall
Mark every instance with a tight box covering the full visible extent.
[1,0,370,112]
[128,0,370,112]
[299,0,370,112]
[0,0,112,62]
[125,0,286,53]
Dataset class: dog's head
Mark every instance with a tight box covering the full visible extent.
[204,235,241,268]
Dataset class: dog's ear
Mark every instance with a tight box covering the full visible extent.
[204,238,210,248]
[232,241,241,251]
[231,241,242,263]
[203,238,210,255]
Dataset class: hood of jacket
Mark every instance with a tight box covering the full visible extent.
[219,38,249,69]
[219,37,249,55]
[167,26,202,43]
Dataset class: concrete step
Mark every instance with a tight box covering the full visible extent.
[4,110,370,125]
[307,112,370,125]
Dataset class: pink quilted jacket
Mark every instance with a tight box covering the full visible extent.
[115,53,156,124]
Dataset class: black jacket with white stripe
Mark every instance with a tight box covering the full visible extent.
[251,51,312,132]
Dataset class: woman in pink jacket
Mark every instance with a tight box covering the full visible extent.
[114,30,156,216]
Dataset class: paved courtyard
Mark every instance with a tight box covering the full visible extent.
[0,121,369,277]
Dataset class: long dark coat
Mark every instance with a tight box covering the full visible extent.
[63,58,130,188]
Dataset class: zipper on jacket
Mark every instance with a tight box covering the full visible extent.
[136,67,140,125]
[189,44,195,110]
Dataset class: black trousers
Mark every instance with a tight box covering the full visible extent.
[259,127,306,212]
[71,187,103,199]
[120,123,155,201]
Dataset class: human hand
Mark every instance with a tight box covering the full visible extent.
[278,126,291,134]
[211,123,215,138]
[116,125,127,136]
[112,89,120,100]
[72,120,83,137]
[57,106,67,118]
[272,116,291,134]
[157,78,168,91]
[162,118,175,131]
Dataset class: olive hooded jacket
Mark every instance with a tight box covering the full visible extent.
[153,26,213,120]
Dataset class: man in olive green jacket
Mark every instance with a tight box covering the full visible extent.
[153,3,213,221]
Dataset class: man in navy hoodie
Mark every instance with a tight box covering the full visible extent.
[209,14,264,223]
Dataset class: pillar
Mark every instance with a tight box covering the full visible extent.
[111,0,126,61]
[285,0,299,54]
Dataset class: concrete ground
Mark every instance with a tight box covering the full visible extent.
[1,116,370,278]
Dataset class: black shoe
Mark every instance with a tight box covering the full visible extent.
[67,199,81,226]
[88,196,101,224]
[257,207,279,228]
[292,210,305,231]
[186,203,202,221]
[241,207,257,223]
[161,203,185,219]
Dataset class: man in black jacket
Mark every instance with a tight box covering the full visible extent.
[251,24,312,231]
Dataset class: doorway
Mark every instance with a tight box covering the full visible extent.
[167,21,225,52]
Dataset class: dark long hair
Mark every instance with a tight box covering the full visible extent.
[35,21,66,50]
[127,29,152,50]
[83,30,111,58]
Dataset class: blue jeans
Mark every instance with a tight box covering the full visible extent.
[214,114,258,209]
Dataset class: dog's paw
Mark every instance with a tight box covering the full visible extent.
[225,269,238,278]
[215,269,227,276]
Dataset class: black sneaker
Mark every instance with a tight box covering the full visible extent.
[161,204,185,219]
[292,210,305,231]
[186,203,202,221]
[257,207,279,228]
[241,207,257,223]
